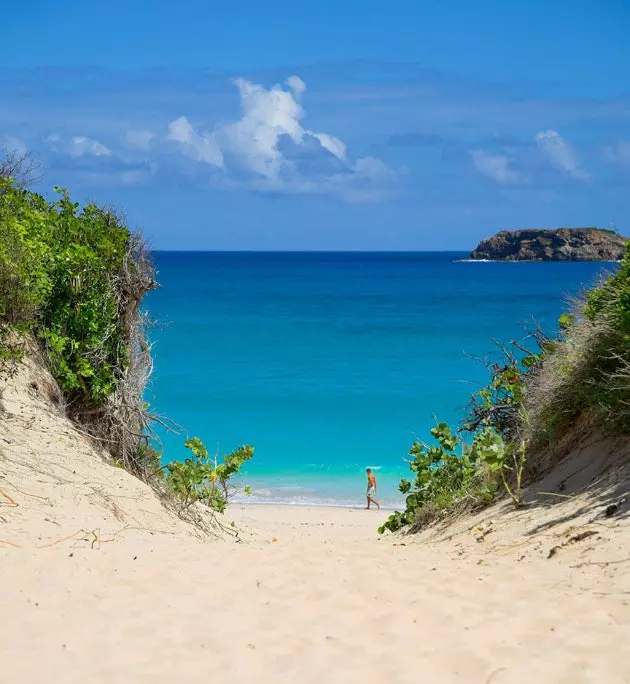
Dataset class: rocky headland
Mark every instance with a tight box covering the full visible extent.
[470,228,627,261]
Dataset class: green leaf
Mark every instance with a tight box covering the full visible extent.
[558,312,575,329]
[398,478,411,494]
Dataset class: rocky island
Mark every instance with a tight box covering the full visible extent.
[470,228,627,261]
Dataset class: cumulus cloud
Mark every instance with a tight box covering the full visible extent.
[535,130,588,180]
[470,150,521,184]
[38,75,394,200]
[167,116,224,166]
[46,133,111,158]
[166,75,394,201]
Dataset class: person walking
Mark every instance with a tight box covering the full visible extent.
[365,468,381,510]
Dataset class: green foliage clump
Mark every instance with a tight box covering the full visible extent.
[0,185,52,327]
[382,242,630,535]
[0,168,253,502]
[0,172,161,478]
[584,243,630,334]
[380,319,556,533]
[379,423,502,534]
[524,241,630,443]
[0,179,135,405]
[471,429,526,507]
[165,438,254,513]
[379,379,532,534]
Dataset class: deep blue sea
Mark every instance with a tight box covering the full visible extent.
[146,252,613,509]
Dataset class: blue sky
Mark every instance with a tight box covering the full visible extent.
[1,0,629,249]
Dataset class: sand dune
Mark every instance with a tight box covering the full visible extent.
[2,355,630,683]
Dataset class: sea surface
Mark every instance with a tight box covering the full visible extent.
[147,252,614,509]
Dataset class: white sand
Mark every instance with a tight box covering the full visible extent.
[2,353,630,683]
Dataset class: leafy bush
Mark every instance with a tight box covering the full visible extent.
[0,181,134,404]
[0,163,254,508]
[378,423,498,533]
[0,204,51,325]
[584,243,630,333]
[471,428,526,506]
[0,176,159,477]
[383,242,630,535]
[380,337,548,534]
[0,169,253,501]
[523,241,630,443]
[165,438,254,513]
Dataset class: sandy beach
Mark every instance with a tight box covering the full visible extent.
[3,498,630,683]
[2,351,630,683]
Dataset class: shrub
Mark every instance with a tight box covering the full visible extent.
[165,438,254,513]
[523,241,630,447]
[0,177,157,475]
[584,242,630,333]
[383,243,630,535]
[378,422,498,534]
[0,161,254,508]
[0,182,133,403]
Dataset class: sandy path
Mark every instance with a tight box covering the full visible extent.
[2,358,630,683]
[3,504,629,684]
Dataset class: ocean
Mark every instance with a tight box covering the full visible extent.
[147,252,613,509]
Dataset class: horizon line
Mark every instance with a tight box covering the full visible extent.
[150,248,472,253]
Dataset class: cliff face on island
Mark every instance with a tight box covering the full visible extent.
[470,228,627,261]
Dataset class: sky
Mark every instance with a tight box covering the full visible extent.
[1,0,629,250]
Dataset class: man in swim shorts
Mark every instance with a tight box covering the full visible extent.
[366,468,381,510]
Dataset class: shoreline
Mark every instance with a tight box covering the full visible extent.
[232,497,401,511]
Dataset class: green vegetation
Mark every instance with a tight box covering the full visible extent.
[381,242,630,534]
[525,246,630,440]
[1,182,133,402]
[378,423,497,534]
[0,176,157,475]
[165,438,254,513]
[0,158,254,517]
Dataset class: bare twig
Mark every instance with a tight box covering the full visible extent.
[0,148,43,188]
[0,487,18,507]
[0,539,21,548]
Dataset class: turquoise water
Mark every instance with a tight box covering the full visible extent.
[147,252,613,509]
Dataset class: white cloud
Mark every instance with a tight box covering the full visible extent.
[470,150,521,184]
[535,130,588,180]
[285,75,306,94]
[313,132,347,160]
[167,116,224,166]
[47,133,111,157]
[125,129,156,151]
[216,76,306,179]
[603,141,630,166]
[71,136,111,157]
[166,76,394,201]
